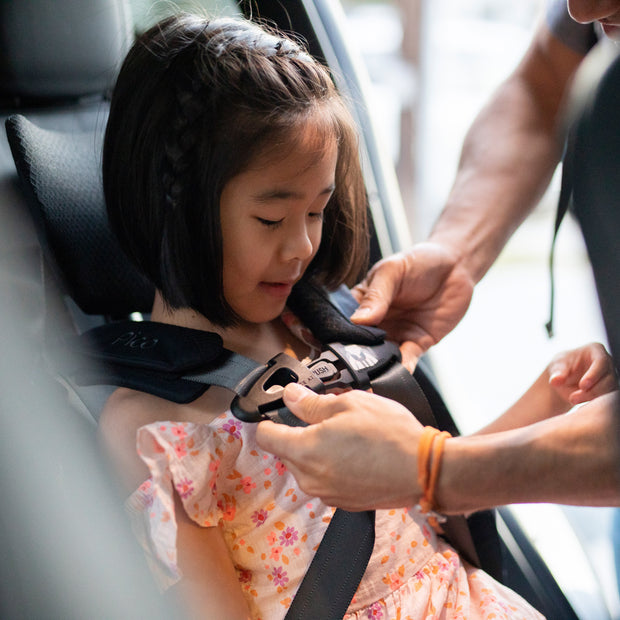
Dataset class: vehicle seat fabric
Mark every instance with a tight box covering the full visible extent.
[6,115,155,317]
[1,0,137,423]
[1,0,136,319]
[0,0,133,260]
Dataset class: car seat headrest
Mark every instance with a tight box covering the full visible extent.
[0,0,133,102]
[5,114,154,316]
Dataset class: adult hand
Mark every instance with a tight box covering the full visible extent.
[350,242,474,371]
[548,342,619,406]
[255,383,425,511]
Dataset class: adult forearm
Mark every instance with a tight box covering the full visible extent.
[437,393,620,514]
[430,95,560,284]
[428,24,584,284]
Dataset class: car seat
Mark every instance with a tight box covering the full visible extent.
[0,2,183,617]
[1,0,152,422]
[0,0,133,290]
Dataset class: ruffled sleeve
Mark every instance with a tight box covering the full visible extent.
[125,420,237,590]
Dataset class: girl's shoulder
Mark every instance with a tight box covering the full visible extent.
[98,386,231,491]
[97,388,178,491]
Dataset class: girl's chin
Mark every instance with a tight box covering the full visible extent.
[234,302,288,326]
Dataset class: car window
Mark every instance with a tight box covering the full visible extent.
[128,0,241,32]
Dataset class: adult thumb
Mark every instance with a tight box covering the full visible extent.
[282,383,339,424]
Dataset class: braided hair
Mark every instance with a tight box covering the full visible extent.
[103,14,368,325]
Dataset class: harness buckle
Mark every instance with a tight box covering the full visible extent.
[231,353,325,422]
[230,341,401,423]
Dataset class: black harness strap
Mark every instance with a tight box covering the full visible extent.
[545,125,577,338]
[285,509,376,620]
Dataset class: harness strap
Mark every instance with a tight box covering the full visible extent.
[284,509,375,620]
[545,125,576,338]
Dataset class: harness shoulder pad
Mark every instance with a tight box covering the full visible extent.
[66,320,224,374]
[287,280,385,345]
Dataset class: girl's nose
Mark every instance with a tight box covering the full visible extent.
[281,224,315,262]
[568,0,619,23]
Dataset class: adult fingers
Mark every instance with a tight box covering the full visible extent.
[350,258,404,325]
[578,357,607,391]
[548,357,570,386]
[256,385,349,462]
[399,341,421,373]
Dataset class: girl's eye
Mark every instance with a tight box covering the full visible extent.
[257,217,283,228]
[309,211,325,221]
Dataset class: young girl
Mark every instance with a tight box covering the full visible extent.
[98,13,609,620]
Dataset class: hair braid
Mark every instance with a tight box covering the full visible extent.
[163,62,206,210]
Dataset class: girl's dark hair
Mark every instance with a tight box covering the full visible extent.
[103,13,368,326]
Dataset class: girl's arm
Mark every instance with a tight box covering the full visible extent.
[171,494,251,620]
[476,342,618,435]
[98,389,251,620]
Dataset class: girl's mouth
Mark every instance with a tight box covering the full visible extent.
[260,281,294,298]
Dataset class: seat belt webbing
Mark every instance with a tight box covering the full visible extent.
[284,509,376,620]
[546,126,576,338]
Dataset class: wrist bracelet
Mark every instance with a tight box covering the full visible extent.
[416,426,451,531]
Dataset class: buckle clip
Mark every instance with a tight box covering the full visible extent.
[230,341,401,423]
[231,353,324,422]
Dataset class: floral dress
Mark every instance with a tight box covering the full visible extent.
[125,314,544,620]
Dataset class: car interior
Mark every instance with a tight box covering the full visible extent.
[1,0,615,617]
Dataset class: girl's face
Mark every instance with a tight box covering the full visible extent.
[219,124,338,325]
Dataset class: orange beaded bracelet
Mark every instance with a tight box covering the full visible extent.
[416,426,451,531]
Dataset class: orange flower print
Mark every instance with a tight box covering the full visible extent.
[176,477,194,499]
[382,570,404,592]
[138,479,152,493]
[240,476,257,494]
[217,494,236,521]
[170,424,187,439]
[270,546,283,561]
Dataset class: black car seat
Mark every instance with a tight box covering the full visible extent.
[0,0,134,293]
[1,0,150,422]
[0,3,183,617]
